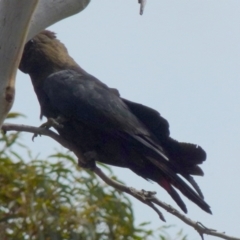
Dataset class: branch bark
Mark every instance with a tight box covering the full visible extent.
[2,122,239,240]
[27,0,91,41]
[0,0,90,128]
[0,1,39,126]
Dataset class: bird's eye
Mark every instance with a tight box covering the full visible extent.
[26,39,35,48]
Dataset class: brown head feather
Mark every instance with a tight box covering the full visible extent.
[19,30,86,85]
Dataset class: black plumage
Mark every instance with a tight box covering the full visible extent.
[19,30,211,214]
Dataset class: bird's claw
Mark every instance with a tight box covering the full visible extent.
[42,117,65,129]
[32,132,40,141]
[32,116,65,141]
[78,151,97,170]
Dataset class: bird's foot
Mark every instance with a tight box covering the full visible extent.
[42,117,65,129]
[78,151,97,170]
[32,116,66,141]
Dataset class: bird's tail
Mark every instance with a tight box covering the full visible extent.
[148,157,212,214]
[164,139,206,176]
[161,139,208,198]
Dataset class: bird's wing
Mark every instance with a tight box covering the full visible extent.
[43,69,167,160]
[122,98,207,198]
[122,98,170,140]
[43,69,211,214]
[122,99,206,169]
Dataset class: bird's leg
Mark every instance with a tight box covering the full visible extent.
[32,116,66,141]
[39,116,66,130]
[78,151,97,170]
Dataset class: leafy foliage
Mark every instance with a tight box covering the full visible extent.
[0,114,185,239]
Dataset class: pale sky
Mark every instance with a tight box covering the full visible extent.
[11,1,240,239]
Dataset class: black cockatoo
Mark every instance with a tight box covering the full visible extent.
[19,30,211,214]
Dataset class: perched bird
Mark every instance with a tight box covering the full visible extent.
[19,30,211,214]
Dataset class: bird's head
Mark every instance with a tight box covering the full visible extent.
[19,30,78,77]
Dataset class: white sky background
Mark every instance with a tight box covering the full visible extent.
[10,1,240,239]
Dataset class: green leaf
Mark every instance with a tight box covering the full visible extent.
[7,112,26,119]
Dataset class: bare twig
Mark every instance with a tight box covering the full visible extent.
[2,122,240,240]
[94,166,166,222]
[138,0,147,15]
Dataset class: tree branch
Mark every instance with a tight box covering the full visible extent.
[27,0,91,41]
[138,0,147,15]
[2,122,239,240]
[0,0,90,128]
[0,0,39,126]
